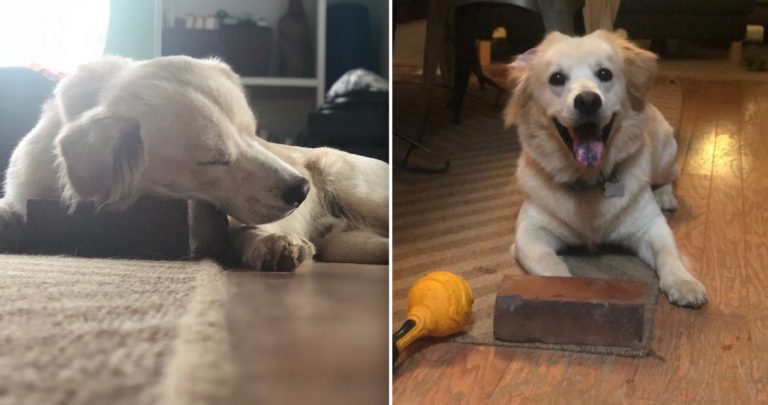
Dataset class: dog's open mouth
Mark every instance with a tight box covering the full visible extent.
[553,114,616,168]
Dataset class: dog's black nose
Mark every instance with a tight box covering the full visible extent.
[281,177,310,207]
[574,91,602,115]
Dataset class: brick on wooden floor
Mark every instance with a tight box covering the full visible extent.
[493,275,646,348]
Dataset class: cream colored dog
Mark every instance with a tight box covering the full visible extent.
[506,31,707,307]
[0,56,388,270]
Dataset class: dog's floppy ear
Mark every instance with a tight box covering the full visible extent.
[503,69,532,128]
[504,32,570,127]
[503,46,540,127]
[601,30,658,111]
[55,109,145,208]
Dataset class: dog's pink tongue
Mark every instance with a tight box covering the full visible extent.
[572,124,604,168]
[573,138,603,167]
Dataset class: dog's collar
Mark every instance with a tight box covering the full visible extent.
[566,170,625,198]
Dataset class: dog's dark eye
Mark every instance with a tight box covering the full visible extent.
[596,68,613,82]
[548,72,567,86]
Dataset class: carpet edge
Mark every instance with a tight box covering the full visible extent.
[158,262,235,405]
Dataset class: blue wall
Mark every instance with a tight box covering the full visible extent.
[104,0,156,59]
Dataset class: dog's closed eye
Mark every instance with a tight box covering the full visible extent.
[196,150,233,166]
[196,159,232,166]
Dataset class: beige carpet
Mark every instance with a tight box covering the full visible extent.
[393,78,684,357]
[0,254,205,404]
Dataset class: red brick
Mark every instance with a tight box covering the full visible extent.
[493,275,646,348]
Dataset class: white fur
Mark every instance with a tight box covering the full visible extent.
[0,56,389,270]
[507,31,706,307]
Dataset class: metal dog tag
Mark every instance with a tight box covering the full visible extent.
[604,181,625,198]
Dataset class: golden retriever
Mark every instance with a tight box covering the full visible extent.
[506,30,706,307]
[0,56,388,270]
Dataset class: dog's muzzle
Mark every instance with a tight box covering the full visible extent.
[553,114,616,168]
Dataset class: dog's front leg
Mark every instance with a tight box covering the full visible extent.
[315,229,388,264]
[632,217,707,307]
[230,223,316,271]
[513,217,571,277]
[653,184,678,211]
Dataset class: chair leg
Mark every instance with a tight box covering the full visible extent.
[729,41,743,65]
[452,5,478,125]
[395,129,450,173]
[452,5,508,125]
[413,0,447,139]
[397,0,450,173]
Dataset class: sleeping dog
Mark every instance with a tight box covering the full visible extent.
[0,56,388,270]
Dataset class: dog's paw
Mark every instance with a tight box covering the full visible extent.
[653,185,679,211]
[661,276,708,308]
[244,233,316,272]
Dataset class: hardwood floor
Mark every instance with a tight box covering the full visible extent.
[393,81,768,403]
[225,263,389,404]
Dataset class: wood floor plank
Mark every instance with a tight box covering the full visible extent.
[551,354,639,404]
[700,84,749,315]
[667,83,716,260]
[675,82,702,170]
[420,345,512,404]
[750,315,768,402]
[628,305,752,402]
[627,303,700,403]
[665,82,718,313]
[740,83,768,314]
[393,343,462,403]
[223,265,389,405]
[486,350,571,404]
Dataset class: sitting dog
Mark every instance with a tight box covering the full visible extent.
[506,30,707,307]
[0,56,389,270]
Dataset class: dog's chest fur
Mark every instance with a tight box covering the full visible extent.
[516,147,652,246]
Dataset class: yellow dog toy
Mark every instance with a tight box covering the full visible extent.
[393,271,473,364]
